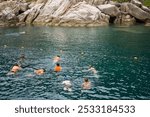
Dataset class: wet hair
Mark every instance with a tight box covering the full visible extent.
[56,63,60,66]
[84,78,89,82]
[19,54,25,59]
[57,55,60,57]
[43,69,46,72]
[14,63,19,66]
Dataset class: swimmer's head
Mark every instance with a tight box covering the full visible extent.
[37,68,46,72]
[57,55,60,57]
[20,54,25,58]
[14,63,19,66]
[4,45,7,47]
[56,63,60,66]
[134,56,138,59]
[43,69,46,72]
[84,78,89,82]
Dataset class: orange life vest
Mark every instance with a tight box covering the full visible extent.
[54,66,62,72]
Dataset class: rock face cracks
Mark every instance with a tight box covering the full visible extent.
[0,0,150,27]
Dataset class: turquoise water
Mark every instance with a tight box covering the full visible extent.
[0,26,150,100]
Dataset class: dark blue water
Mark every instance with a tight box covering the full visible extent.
[0,25,150,100]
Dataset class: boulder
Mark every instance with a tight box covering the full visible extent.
[25,4,44,24]
[52,0,72,17]
[59,1,110,26]
[18,3,44,24]
[115,14,136,26]
[121,3,150,22]
[36,0,48,4]
[131,0,142,7]
[28,2,36,9]
[98,4,120,17]
[141,5,150,14]
[0,0,6,3]
[34,0,72,24]
[72,0,105,5]
[0,1,16,12]
[0,7,18,27]
[19,2,29,13]
[0,1,29,15]
[145,19,150,26]
[1,0,150,27]
[0,7,16,20]
[0,1,18,27]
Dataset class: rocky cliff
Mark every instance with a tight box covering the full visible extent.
[0,0,150,27]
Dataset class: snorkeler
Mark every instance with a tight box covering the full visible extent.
[53,55,61,64]
[9,63,22,74]
[34,69,46,75]
[62,80,72,92]
[88,65,97,74]
[82,78,91,90]
[17,54,26,66]
[54,63,62,72]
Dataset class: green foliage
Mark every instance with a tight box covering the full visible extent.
[143,0,150,7]
[112,0,150,7]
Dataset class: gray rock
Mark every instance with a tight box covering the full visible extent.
[18,3,44,24]
[72,0,105,5]
[2,7,16,20]
[34,0,72,24]
[131,0,142,7]
[141,5,150,14]
[20,2,29,13]
[36,0,48,4]
[145,19,150,26]
[115,14,136,26]
[0,1,29,15]
[0,0,6,3]
[1,0,150,27]
[26,4,44,24]
[121,3,150,22]
[98,4,120,17]
[0,6,18,27]
[28,2,36,9]
[59,1,109,26]
[52,0,73,17]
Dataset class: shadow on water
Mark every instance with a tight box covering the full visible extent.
[0,25,150,100]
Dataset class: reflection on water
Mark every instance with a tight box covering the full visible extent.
[114,28,143,34]
[0,26,150,100]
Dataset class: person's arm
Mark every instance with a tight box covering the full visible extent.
[18,66,22,70]
[81,83,84,88]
